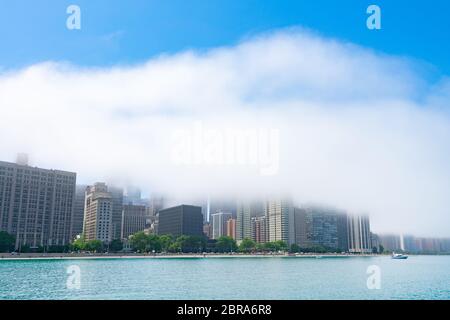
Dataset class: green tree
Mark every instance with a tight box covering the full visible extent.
[176,235,205,253]
[255,243,265,252]
[274,240,288,252]
[147,234,162,252]
[129,231,149,252]
[71,237,86,251]
[159,234,173,252]
[239,238,256,253]
[85,240,103,252]
[290,243,300,253]
[0,231,15,252]
[263,241,277,252]
[109,239,123,252]
[216,236,237,252]
[168,241,181,253]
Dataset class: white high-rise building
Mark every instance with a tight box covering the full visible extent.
[83,183,113,243]
[347,215,372,253]
[265,199,295,245]
[211,212,232,239]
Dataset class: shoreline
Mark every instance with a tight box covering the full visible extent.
[0,252,424,261]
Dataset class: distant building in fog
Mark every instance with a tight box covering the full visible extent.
[304,207,339,250]
[251,216,267,243]
[211,212,232,239]
[377,234,402,252]
[236,202,252,240]
[203,222,212,238]
[293,208,309,248]
[347,215,372,253]
[121,204,147,239]
[265,199,295,245]
[226,218,236,239]
[109,186,124,240]
[72,185,87,240]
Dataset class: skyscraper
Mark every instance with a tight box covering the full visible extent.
[305,207,339,250]
[109,186,124,240]
[71,185,87,240]
[0,158,76,249]
[293,207,309,248]
[335,212,349,252]
[265,199,295,245]
[157,205,203,237]
[211,212,232,239]
[236,201,252,241]
[121,204,147,239]
[236,200,263,240]
[347,215,372,253]
[83,183,113,243]
[251,215,267,243]
[226,218,236,239]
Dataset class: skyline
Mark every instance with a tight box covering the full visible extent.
[0,155,448,241]
[0,2,449,238]
[1,28,450,237]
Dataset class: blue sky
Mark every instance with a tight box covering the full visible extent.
[0,0,449,74]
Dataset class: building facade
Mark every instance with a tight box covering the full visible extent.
[109,186,124,240]
[226,218,236,239]
[304,207,339,250]
[236,201,252,240]
[265,199,295,245]
[211,212,232,239]
[0,159,76,249]
[121,204,147,239]
[83,183,113,243]
[71,185,87,241]
[251,215,267,243]
[157,205,203,237]
[347,215,372,253]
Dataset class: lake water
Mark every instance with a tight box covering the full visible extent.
[0,255,449,300]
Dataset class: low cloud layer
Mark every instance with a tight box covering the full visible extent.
[1,29,449,237]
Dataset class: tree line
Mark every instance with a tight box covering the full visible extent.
[0,230,362,254]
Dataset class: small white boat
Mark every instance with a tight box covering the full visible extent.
[392,253,408,259]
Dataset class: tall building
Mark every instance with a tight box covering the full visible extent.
[377,234,403,252]
[347,215,372,253]
[121,204,147,239]
[157,205,203,237]
[265,199,295,245]
[251,216,267,243]
[211,212,232,239]
[236,202,251,240]
[236,201,263,240]
[83,183,113,243]
[109,186,124,240]
[293,208,309,248]
[71,185,87,240]
[305,207,339,250]
[0,158,76,249]
[149,194,165,216]
[226,218,236,239]
[337,213,349,252]
[203,222,212,239]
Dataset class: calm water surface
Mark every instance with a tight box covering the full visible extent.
[0,256,449,299]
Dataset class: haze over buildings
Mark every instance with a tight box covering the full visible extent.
[1,30,450,237]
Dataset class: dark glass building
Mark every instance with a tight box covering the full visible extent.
[157,205,203,237]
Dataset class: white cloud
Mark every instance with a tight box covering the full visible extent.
[0,29,449,237]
